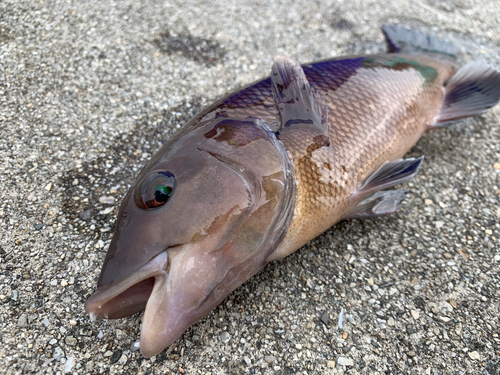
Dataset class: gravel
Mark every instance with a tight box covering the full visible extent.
[1,0,499,374]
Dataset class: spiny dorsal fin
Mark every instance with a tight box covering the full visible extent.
[381,24,457,62]
[271,56,328,137]
[433,61,500,126]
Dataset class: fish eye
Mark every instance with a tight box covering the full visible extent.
[135,172,176,209]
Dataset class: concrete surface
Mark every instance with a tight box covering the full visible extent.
[1,0,499,374]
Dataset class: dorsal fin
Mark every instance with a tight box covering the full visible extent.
[271,56,329,137]
[381,24,457,62]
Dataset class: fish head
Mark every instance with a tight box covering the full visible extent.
[85,118,294,357]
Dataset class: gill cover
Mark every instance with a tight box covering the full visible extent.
[85,116,294,357]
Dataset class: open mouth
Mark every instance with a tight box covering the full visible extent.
[85,251,169,320]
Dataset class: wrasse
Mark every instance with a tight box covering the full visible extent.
[85,25,500,357]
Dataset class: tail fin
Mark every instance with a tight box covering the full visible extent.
[381,24,457,63]
[433,61,500,126]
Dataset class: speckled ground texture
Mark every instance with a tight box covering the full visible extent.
[1,0,500,374]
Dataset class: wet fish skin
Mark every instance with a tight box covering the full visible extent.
[85,25,500,357]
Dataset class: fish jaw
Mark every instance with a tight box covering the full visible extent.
[84,251,170,320]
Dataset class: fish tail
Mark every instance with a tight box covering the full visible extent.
[432,61,500,127]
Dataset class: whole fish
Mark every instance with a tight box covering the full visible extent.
[85,25,500,357]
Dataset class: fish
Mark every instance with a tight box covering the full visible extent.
[85,24,500,357]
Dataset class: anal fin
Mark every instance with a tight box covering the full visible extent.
[432,61,500,126]
[346,190,407,219]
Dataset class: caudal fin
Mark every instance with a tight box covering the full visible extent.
[432,61,500,126]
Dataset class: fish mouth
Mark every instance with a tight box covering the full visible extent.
[84,250,170,320]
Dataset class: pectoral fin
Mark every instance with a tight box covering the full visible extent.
[347,157,424,219]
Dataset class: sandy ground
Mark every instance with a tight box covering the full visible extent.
[1,0,500,374]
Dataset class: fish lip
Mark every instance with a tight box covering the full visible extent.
[84,250,170,318]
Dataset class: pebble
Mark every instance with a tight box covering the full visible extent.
[468,351,480,360]
[494,162,500,170]
[99,196,115,204]
[219,331,231,343]
[295,343,303,350]
[337,357,354,366]
[411,310,420,320]
[49,338,57,345]
[243,356,252,366]
[65,336,77,346]
[327,360,335,368]
[130,341,140,352]
[53,347,65,362]
[17,314,28,327]
[321,311,329,325]
[265,355,276,363]
[118,353,128,365]
[387,317,395,326]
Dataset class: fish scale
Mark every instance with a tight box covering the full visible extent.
[85,25,500,358]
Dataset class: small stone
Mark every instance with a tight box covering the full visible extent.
[17,314,28,327]
[103,350,113,357]
[327,360,335,368]
[425,199,433,205]
[440,316,451,323]
[69,319,77,326]
[118,353,128,365]
[115,329,124,339]
[219,331,230,343]
[407,350,416,357]
[72,178,79,185]
[99,196,115,204]
[243,356,252,366]
[295,343,303,350]
[85,360,94,372]
[34,224,44,230]
[494,162,500,170]
[468,351,480,360]
[443,252,452,259]
[49,338,57,345]
[45,183,52,191]
[337,357,353,366]
[342,332,348,339]
[65,336,77,346]
[449,299,457,309]
[320,311,329,325]
[264,355,276,363]
[53,347,65,362]
[387,317,395,326]
[367,277,374,286]
[61,280,68,287]
[170,353,180,360]
[411,310,420,320]
[105,350,120,364]
[130,341,140,352]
